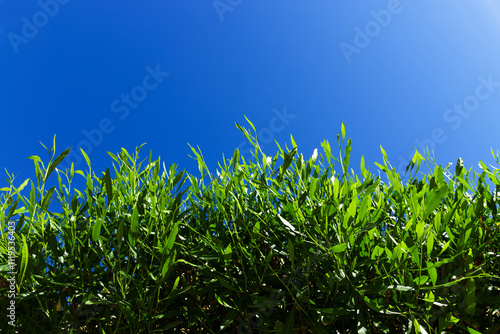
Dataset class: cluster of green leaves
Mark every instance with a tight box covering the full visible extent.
[1,121,499,333]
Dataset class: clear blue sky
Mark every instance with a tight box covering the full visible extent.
[1,0,500,202]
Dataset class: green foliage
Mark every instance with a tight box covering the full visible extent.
[1,124,500,333]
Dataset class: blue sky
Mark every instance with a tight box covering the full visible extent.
[1,0,500,204]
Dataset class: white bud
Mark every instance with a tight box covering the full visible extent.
[312,148,318,161]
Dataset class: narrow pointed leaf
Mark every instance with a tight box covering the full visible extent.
[44,148,71,183]
[103,167,113,208]
[130,206,139,237]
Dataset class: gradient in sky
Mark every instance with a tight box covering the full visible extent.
[1,0,500,204]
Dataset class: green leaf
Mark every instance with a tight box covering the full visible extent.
[231,148,240,173]
[374,162,386,173]
[465,278,476,316]
[130,206,139,237]
[371,245,385,260]
[423,184,448,220]
[277,147,297,183]
[424,290,434,303]
[331,243,347,254]
[168,276,180,297]
[44,148,71,183]
[416,220,425,241]
[290,133,297,149]
[363,295,382,312]
[165,223,179,256]
[465,248,474,272]
[243,114,256,133]
[455,157,464,176]
[188,144,205,176]
[235,124,254,149]
[439,313,459,332]
[41,186,56,211]
[360,155,367,176]
[6,198,19,222]
[358,195,371,222]
[380,145,388,162]
[278,215,297,234]
[427,230,434,259]
[321,140,332,165]
[16,178,30,193]
[29,181,36,209]
[343,138,352,172]
[413,317,422,334]
[412,149,422,170]
[413,275,429,286]
[92,217,102,242]
[117,220,124,246]
[160,251,176,282]
[103,167,113,208]
[80,148,91,170]
[27,155,42,163]
[437,240,450,257]
[310,178,318,197]
[346,200,357,222]
[33,159,42,185]
[427,262,437,286]
[171,171,185,189]
[214,292,233,309]
[333,175,340,198]
[223,243,232,264]
[20,234,29,284]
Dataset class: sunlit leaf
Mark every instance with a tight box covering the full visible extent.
[331,243,347,254]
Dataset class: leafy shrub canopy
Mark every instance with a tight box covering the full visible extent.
[1,120,499,333]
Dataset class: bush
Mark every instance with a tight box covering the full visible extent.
[1,121,499,333]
